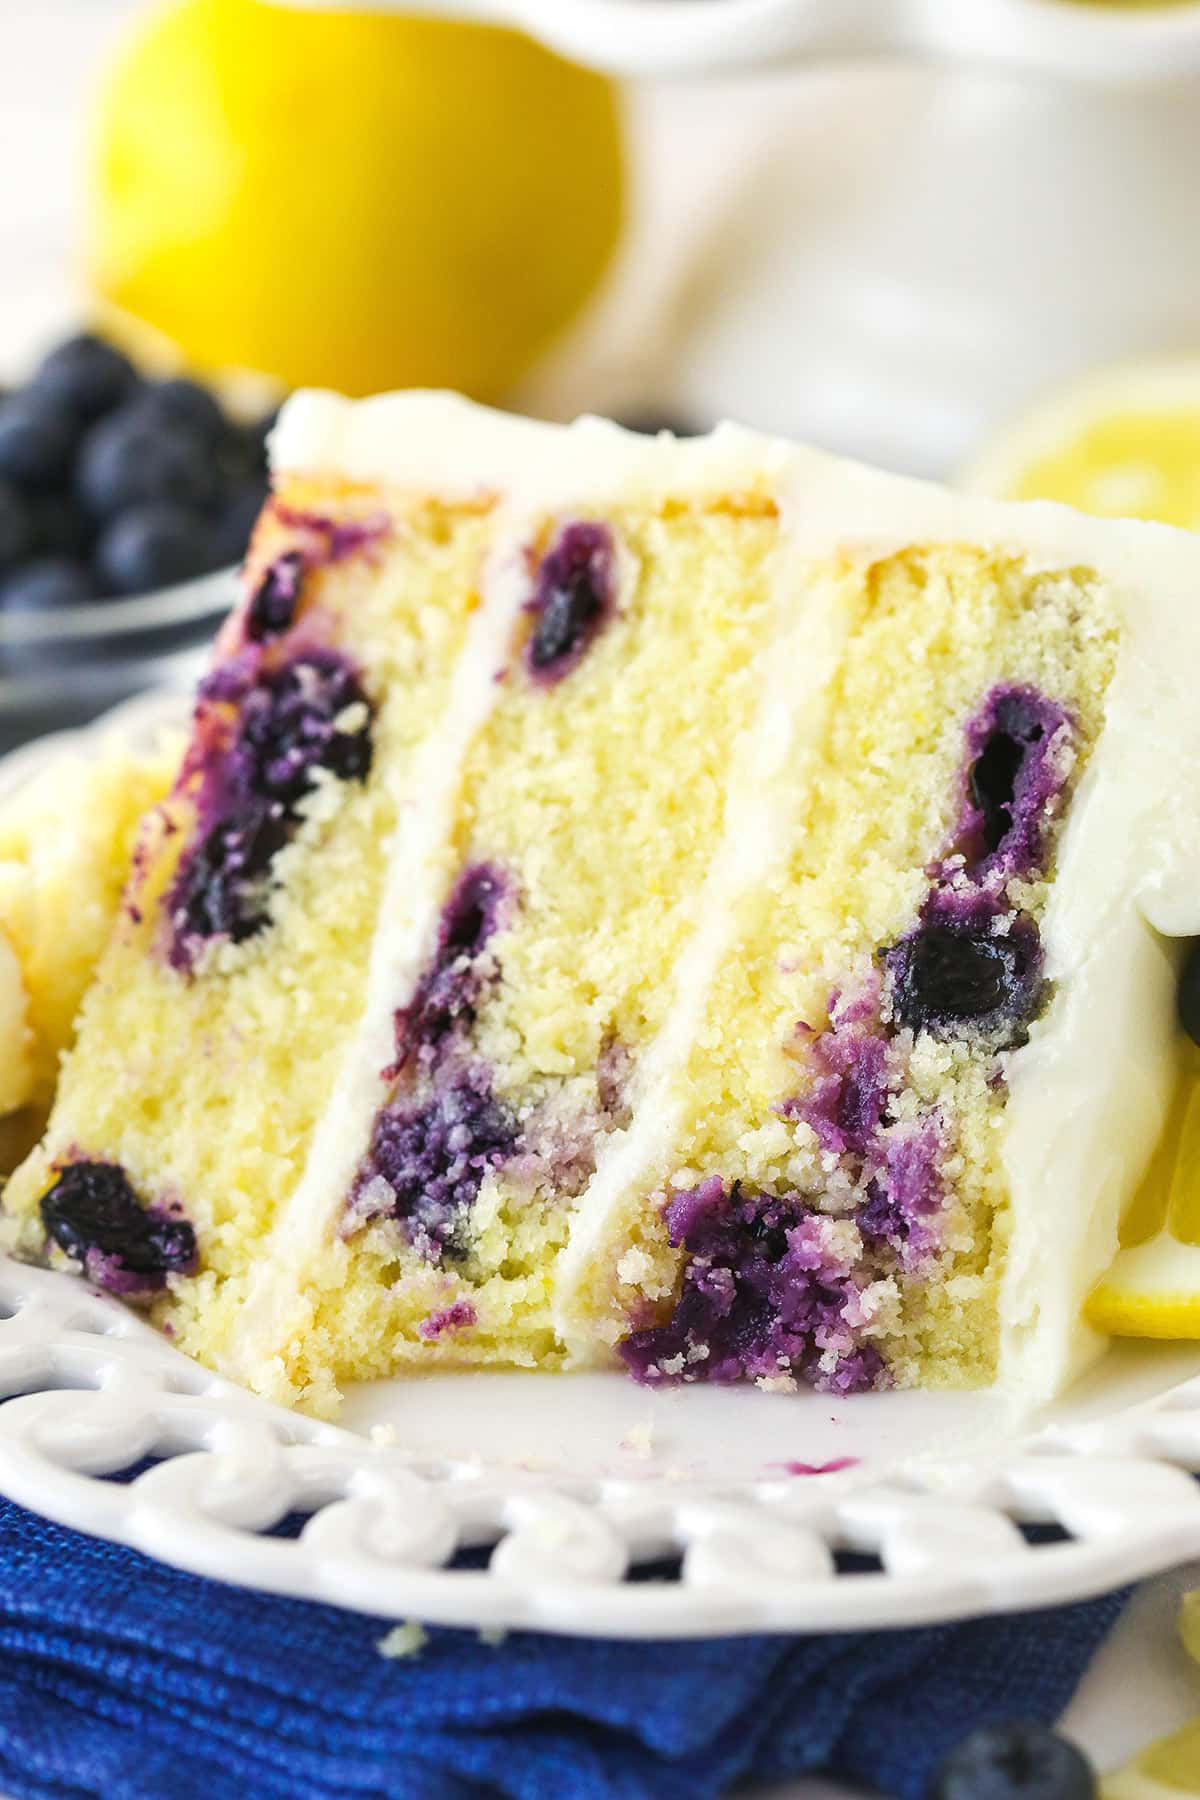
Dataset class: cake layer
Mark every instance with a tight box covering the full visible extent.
[268,497,786,1402]
[8,391,1200,1416]
[555,546,1119,1397]
[3,476,495,1368]
[0,734,180,1118]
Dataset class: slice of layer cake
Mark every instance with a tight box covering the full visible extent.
[5,391,1200,1414]
[0,733,180,1119]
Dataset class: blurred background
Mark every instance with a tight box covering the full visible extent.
[8,0,1200,745]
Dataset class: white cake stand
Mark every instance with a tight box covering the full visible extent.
[286,0,1200,475]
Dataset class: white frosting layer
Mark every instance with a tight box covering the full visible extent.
[266,388,1200,1403]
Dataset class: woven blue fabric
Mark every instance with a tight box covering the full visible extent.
[0,1497,1121,1800]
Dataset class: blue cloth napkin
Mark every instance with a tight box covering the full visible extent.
[0,1496,1121,1800]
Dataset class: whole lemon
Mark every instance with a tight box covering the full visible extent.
[89,0,623,397]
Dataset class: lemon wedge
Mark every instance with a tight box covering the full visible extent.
[1101,1592,1200,1796]
[1085,1047,1200,1338]
[960,358,1200,529]
[1102,1718,1200,1799]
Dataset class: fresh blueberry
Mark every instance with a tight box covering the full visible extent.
[927,1722,1096,1800]
[217,480,270,568]
[33,333,139,422]
[886,914,1043,1042]
[1179,941,1200,1046]
[134,377,227,445]
[0,480,33,568]
[0,395,78,490]
[77,409,220,519]
[40,1160,197,1290]
[95,503,218,596]
[28,490,94,560]
[0,556,92,611]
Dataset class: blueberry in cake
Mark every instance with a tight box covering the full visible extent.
[4,391,1199,1415]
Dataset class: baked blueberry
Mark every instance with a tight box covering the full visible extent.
[172,802,290,946]
[40,1160,197,1293]
[0,556,92,611]
[391,863,511,1069]
[886,912,1044,1043]
[970,727,1027,855]
[527,521,614,678]
[0,480,33,569]
[960,687,1071,876]
[244,547,303,640]
[95,503,217,596]
[0,395,78,490]
[78,409,219,519]
[927,1722,1096,1800]
[356,1069,516,1262]
[33,333,138,422]
[168,651,374,968]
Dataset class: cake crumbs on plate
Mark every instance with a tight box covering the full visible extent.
[376,1620,428,1659]
[620,1417,655,1459]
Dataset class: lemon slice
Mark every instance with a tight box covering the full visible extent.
[960,358,1200,528]
[1102,1718,1200,1799]
[1085,1048,1200,1338]
[1101,1595,1200,1795]
[1177,1586,1200,1666]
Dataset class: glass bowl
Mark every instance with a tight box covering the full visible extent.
[0,564,237,755]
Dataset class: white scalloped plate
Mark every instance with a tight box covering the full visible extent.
[6,697,1200,1636]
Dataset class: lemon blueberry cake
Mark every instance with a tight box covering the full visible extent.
[0,736,179,1120]
[4,390,1199,1414]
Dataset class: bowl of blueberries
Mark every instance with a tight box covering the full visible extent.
[0,331,277,752]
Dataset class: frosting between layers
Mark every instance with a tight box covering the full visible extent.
[259,389,1200,1403]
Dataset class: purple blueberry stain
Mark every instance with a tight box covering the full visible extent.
[955,684,1074,879]
[784,985,890,1157]
[348,861,520,1265]
[271,501,389,568]
[525,521,615,682]
[418,1299,478,1341]
[389,863,513,1076]
[166,648,374,970]
[351,1067,516,1264]
[40,1161,197,1298]
[619,1178,889,1394]
[857,1113,946,1275]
